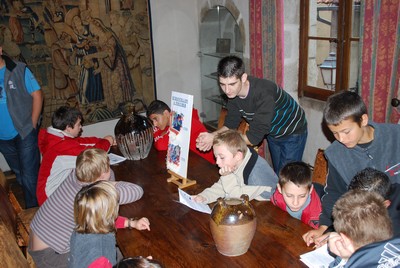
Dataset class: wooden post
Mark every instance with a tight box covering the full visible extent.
[167,170,196,189]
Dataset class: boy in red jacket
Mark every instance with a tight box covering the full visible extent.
[146,100,215,164]
[271,161,322,229]
[37,106,115,205]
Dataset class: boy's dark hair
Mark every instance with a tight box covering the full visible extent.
[146,100,171,117]
[278,161,312,188]
[217,56,245,79]
[348,167,392,200]
[113,256,163,268]
[323,91,367,126]
[52,106,83,130]
[333,190,392,250]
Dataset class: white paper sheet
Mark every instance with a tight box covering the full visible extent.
[108,153,127,165]
[178,188,212,214]
[300,244,335,268]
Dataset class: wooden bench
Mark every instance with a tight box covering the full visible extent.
[0,170,37,267]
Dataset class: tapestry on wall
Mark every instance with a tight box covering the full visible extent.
[0,0,155,127]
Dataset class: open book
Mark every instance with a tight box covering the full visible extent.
[300,244,335,268]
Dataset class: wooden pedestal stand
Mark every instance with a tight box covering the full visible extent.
[167,170,196,189]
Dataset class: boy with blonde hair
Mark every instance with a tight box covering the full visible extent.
[193,129,278,204]
[328,190,399,267]
[271,162,322,229]
[29,148,144,268]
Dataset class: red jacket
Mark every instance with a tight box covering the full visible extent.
[37,127,111,205]
[271,188,322,229]
[153,109,215,164]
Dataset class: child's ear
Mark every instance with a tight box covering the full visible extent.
[383,199,391,208]
[309,184,314,195]
[234,151,243,160]
[277,184,282,193]
[360,114,369,127]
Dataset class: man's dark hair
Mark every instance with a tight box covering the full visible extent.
[348,167,392,200]
[323,91,367,126]
[217,56,245,79]
[52,106,83,130]
[146,100,170,117]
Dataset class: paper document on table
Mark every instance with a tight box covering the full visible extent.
[178,189,212,214]
[300,244,335,268]
[108,153,127,165]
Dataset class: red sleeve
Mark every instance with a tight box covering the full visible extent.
[115,216,127,229]
[189,109,215,164]
[153,127,169,151]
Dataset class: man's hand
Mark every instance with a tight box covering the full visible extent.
[196,132,214,152]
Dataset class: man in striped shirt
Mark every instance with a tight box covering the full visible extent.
[197,56,307,174]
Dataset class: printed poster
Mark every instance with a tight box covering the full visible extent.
[166,91,193,178]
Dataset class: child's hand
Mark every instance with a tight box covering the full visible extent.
[302,226,326,246]
[104,135,116,146]
[219,166,235,176]
[192,195,206,203]
[130,217,150,231]
[328,232,354,259]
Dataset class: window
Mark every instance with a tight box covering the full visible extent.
[299,0,361,101]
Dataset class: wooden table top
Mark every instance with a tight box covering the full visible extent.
[112,147,313,268]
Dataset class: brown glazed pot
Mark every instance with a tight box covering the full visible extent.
[210,194,257,256]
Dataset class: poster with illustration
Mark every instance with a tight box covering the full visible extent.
[166,91,193,178]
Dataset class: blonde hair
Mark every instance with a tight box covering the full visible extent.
[333,190,393,250]
[74,180,119,234]
[76,148,110,183]
[213,129,247,157]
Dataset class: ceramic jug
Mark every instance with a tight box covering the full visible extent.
[210,194,257,256]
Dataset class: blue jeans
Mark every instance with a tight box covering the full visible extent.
[267,130,308,174]
[0,129,40,208]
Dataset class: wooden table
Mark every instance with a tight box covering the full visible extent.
[112,148,313,267]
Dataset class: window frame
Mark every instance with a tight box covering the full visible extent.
[298,0,360,101]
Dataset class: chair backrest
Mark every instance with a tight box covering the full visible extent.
[312,149,328,186]
[218,107,249,135]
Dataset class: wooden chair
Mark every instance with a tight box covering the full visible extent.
[311,149,328,186]
[218,107,249,134]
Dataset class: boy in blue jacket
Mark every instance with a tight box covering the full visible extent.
[328,190,397,268]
